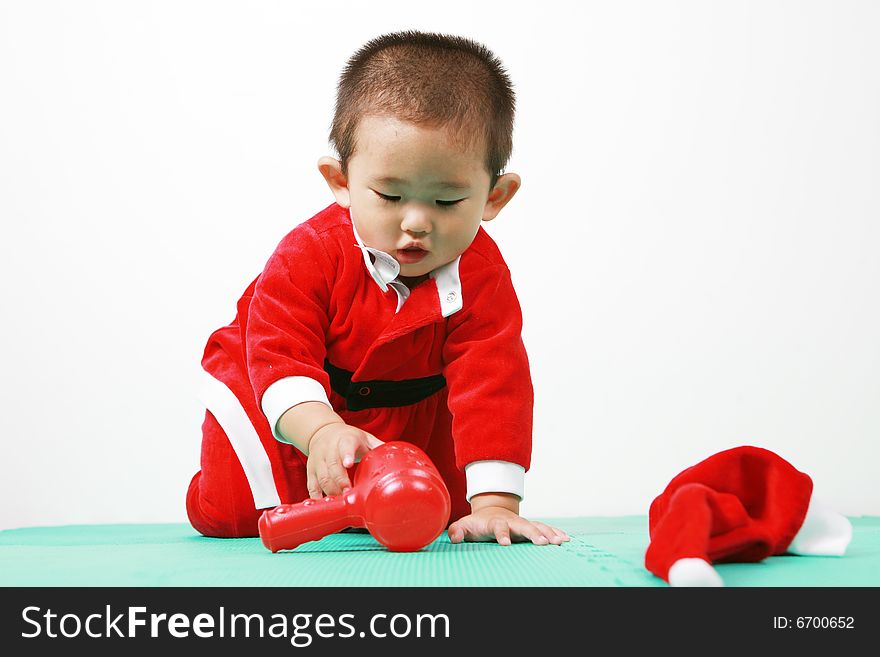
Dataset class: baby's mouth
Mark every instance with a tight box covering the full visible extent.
[396,244,429,263]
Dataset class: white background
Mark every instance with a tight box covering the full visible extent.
[1,0,877,531]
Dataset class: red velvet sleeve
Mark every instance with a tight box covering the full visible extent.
[244,223,334,406]
[441,264,533,471]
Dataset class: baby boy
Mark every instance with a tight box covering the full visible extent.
[186,30,569,547]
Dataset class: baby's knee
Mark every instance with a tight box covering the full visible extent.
[186,471,262,538]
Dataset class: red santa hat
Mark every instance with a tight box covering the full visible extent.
[645,445,815,586]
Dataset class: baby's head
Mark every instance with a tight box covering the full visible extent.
[318,31,521,280]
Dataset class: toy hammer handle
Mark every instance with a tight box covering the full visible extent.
[258,496,358,552]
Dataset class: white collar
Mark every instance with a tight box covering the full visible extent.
[351,219,399,292]
[350,218,463,318]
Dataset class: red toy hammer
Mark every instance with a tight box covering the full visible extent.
[259,441,451,552]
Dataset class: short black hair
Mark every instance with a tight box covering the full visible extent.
[329,31,516,188]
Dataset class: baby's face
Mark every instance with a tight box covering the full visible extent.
[344,116,495,279]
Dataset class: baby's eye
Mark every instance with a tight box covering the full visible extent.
[436,199,465,207]
[374,191,401,203]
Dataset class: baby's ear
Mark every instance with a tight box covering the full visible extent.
[482,173,521,222]
[318,156,351,207]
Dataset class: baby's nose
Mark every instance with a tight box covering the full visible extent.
[400,209,432,234]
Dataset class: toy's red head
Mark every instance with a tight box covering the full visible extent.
[259,441,451,552]
[355,442,451,551]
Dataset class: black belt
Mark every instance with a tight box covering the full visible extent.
[324,359,446,411]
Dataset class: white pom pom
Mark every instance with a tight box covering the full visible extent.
[668,558,724,587]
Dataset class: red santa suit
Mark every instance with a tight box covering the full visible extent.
[186,202,533,537]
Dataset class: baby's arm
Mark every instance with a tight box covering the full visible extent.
[440,264,567,545]
[277,403,383,498]
[448,492,570,546]
[241,224,384,498]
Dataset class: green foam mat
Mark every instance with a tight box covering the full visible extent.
[1,517,877,586]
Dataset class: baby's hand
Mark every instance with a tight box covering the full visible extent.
[448,506,570,546]
[306,423,383,498]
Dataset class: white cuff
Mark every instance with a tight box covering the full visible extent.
[261,376,331,443]
[464,460,525,502]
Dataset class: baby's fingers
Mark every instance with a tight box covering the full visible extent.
[508,518,551,546]
[491,518,513,546]
[308,456,349,498]
[306,462,323,500]
[364,432,384,450]
[345,432,383,467]
[320,454,351,495]
[448,517,489,544]
[533,521,570,545]
[447,521,465,544]
[338,433,369,469]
